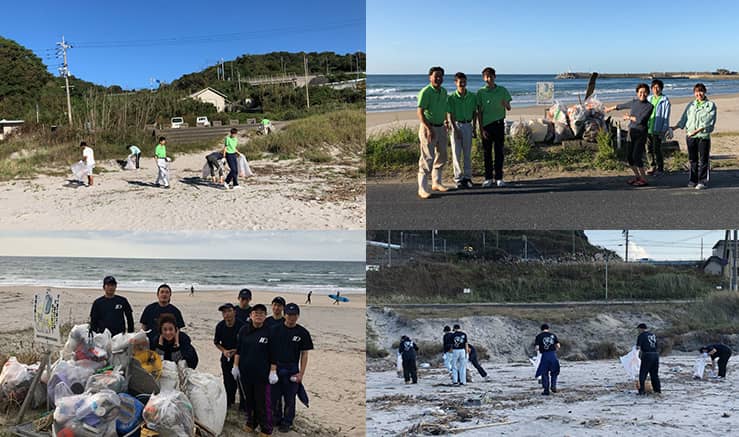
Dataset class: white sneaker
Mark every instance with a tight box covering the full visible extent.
[232,185,242,190]
[482,179,494,188]
[496,180,506,187]
[223,182,230,190]
[695,183,707,190]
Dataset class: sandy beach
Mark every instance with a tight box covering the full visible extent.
[0,286,366,436]
[367,93,739,158]
[0,152,365,231]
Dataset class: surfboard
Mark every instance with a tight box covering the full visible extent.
[328,294,349,302]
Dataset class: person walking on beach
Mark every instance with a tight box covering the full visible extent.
[416,66,450,199]
[223,128,244,190]
[127,144,141,169]
[635,323,661,395]
[333,290,341,305]
[476,67,512,188]
[80,141,95,186]
[646,79,671,176]
[442,325,454,377]
[447,72,477,189]
[214,303,245,409]
[467,343,491,382]
[89,275,134,336]
[190,285,194,296]
[150,313,198,369]
[305,290,312,304]
[671,83,717,189]
[140,283,186,342]
[269,303,313,433]
[265,296,286,328]
[233,304,273,434]
[153,136,171,188]
[235,288,253,324]
[450,324,469,385]
[534,324,560,395]
[700,343,732,378]
[399,335,419,384]
[605,84,654,187]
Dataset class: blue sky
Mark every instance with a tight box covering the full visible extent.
[0,231,366,261]
[368,0,739,74]
[586,230,728,261]
[2,0,365,89]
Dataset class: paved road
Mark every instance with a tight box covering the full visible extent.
[367,169,739,229]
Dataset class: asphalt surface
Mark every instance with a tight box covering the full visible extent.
[367,169,739,229]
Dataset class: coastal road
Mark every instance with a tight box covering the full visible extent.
[367,169,739,229]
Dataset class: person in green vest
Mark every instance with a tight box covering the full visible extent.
[416,66,451,199]
[446,72,477,189]
[223,128,244,190]
[261,118,273,134]
[153,136,170,188]
[476,67,512,188]
[671,83,717,189]
[646,79,671,176]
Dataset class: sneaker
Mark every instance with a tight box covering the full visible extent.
[496,180,505,187]
[464,178,474,189]
[551,387,557,393]
[243,424,255,432]
[637,391,646,396]
[232,185,242,190]
[542,391,550,396]
[163,185,170,189]
[687,181,697,188]
[224,182,230,190]
[646,168,656,175]
[695,183,707,190]
[482,179,494,188]
[278,424,291,433]
[456,181,466,190]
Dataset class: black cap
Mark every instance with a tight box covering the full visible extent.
[453,324,460,330]
[250,303,267,314]
[272,296,286,306]
[637,323,647,329]
[541,323,550,331]
[238,288,252,300]
[103,276,117,286]
[443,325,451,332]
[218,303,235,312]
[284,303,300,315]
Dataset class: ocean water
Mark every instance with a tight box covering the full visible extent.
[0,256,365,294]
[367,74,739,112]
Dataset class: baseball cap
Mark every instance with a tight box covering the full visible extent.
[103,276,117,286]
[238,288,252,300]
[218,303,235,311]
[637,323,647,329]
[272,296,286,306]
[284,303,300,315]
[250,303,267,314]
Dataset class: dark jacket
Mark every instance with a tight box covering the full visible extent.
[150,331,199,369]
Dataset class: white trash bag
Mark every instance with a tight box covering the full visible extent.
[238,155,253,178]
[143,389,194,437]
[620,346,641,380]
[71,161,88,182]
[180,364,226,435]
[693,352,709,379]
[159,360,179,392]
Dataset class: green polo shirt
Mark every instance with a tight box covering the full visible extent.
[417,84,448,125]
[447,90,477,122]
[477,85,512,127]
[155,144,167,159]
[648,95,662,134]
[224,136,238,153]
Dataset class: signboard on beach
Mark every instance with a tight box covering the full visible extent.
[536,82,555,105]
[33,291,62,346]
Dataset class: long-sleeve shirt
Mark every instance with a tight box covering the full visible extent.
[648,95,671,134]
[616,99,654,132]
[151,332,199,369]
[90,295,134,336]
[676,99,717,139]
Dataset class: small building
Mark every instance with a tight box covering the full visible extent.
[0,119,24,141]
[187,87,230,112]
[702,256,726,276]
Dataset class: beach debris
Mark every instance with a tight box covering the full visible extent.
[0,357,38,408]
[181,363,228,435]
[547,102,569,125]
[143,389,195,437]
[419,362,431,368]
[580,418,605,428]
[510,121,534,146]
[693,353,709,379]
[722,412,730,418]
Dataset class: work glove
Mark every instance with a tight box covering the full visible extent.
[269,370,279,385]
[231,367,240,380]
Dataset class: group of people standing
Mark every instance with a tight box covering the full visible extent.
[415,66,719,198]
[88,277,313,435]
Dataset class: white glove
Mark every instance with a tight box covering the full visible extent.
[231,367,240,380]
[269,370,279,385]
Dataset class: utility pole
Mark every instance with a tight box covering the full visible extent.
[482,231,486,250]
[623,230,629,262]
[572,231,576,256]
[387,230,392,267]
[701,238,704,260]
[303,54,310,108]
[523,235,528,260]
[57,36,73,126]
[356,53,361,81]
[605,253,609,301]
[237,71,241,92]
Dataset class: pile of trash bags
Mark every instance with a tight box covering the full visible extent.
[0,323,227,436]
[508,97,609,146]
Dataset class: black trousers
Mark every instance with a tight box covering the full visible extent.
[482,120,505,181]
[242,379,273,435]
[469,355,487,378]
[639,352,661,393]
[225,152,239,186]
[646,133,663,171]
[134,153,141,169]
[628,129,647,168]
[221,359,238,407]
[686,136,711,183]
[402,358,417,383]
[717,352,731,377]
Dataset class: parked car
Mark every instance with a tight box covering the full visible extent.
[170,117,184,128]
[196,116,211,127]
